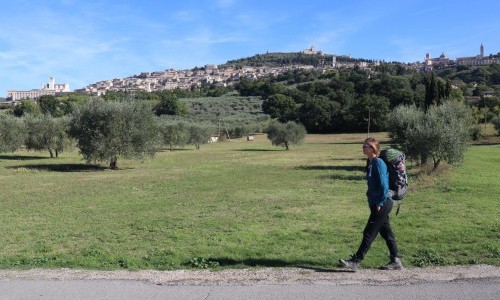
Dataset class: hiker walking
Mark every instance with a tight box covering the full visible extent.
[339,137,403,270]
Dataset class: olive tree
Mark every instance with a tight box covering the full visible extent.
[188,123,215,149]
[266,121,307,150]
[0,114,26,153]
[389,101,473,169]
[24,114,72,158]
[69,99,159,169]
[388,104,425,162]
[157,119,190,151]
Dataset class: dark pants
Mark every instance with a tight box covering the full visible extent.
[354,200,399,261]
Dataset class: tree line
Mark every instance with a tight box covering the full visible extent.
[7,63,500,137]
[1,97,306,169]
[223,52,371,68]
[238,64,499,134]
[0,99,218,169]
[234,63,499,168]
[2,61,499,170]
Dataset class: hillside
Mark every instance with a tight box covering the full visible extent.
[221,51,371,68]
[181,95,265,123]
[161,93,268,135]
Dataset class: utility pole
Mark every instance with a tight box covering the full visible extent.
[217,113,231,141]
[367,107,371,137]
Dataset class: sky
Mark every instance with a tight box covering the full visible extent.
[1,0,500,96]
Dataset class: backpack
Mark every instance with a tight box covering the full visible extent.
[379,148,408,214]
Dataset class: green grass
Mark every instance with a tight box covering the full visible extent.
[0,132,498,270]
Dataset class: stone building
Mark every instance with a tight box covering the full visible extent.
[7,77,70,101]
[456,44,499,66]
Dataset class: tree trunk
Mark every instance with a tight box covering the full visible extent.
[284,142,289,150]
[109,157,118,170]
[48,148,54,158]
[433,158,441,170]
[420,153,429,165]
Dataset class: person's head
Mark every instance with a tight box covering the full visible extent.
[363,137,380,157]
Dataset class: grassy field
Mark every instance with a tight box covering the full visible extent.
[0,132,498,270]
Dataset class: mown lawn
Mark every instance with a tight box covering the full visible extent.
[0,132,498,270]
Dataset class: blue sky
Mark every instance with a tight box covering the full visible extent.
[1,0,500,95]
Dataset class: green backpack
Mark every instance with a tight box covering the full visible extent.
[379,149,408,214]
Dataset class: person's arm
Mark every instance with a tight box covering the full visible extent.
[373,158,389,207]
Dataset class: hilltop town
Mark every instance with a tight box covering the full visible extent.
[73,46,374,96]
[5,45,500,101]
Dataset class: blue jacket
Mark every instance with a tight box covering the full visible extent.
[366,157,390,206]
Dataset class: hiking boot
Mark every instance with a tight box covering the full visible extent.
[381,257,403,270]
[338,257,360,270]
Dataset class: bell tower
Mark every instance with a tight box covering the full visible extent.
[49,77,55,90]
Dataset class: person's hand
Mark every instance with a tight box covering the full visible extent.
[376,206,381,212]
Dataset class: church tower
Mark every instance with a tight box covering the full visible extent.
[49,77,55,90]
[480,44,484,57]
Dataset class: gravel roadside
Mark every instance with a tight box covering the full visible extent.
[0,265,499,286]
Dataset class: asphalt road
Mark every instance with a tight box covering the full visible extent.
[1,265,499,299]
[1,278,499,299]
